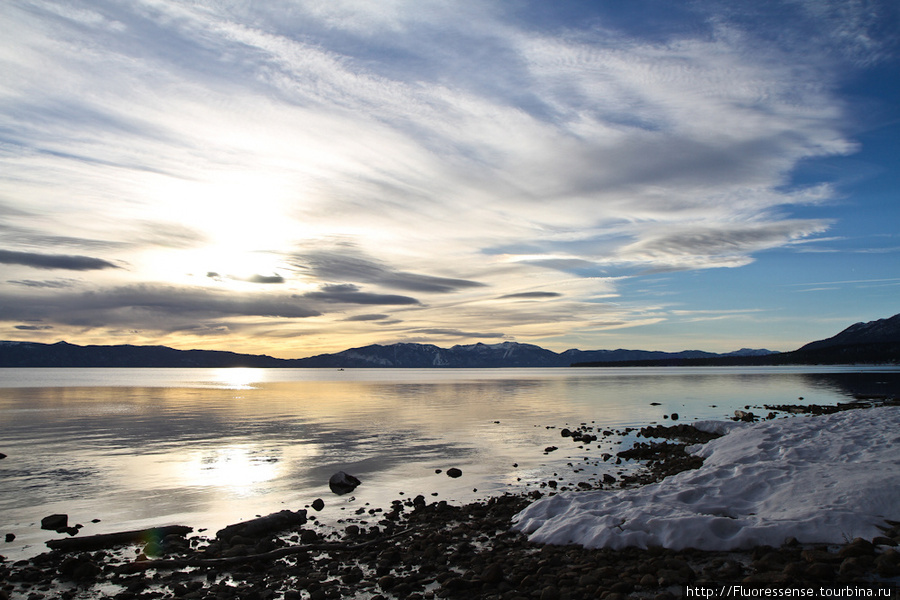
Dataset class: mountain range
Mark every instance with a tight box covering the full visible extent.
[573,313,900,367]
[1,313,898,368]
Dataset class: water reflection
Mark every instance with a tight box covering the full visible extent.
[208,368,268,390]
[185,445,282,493]
[1,366,898,559]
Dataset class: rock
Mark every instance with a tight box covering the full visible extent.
[446,468,463,478]
[0,453,6,459]
[215,509,307,542]
[875,550,900,577]
[311,498,325,511]
[805,562,834,580]
[540,585,560,600]
[4,533,14,543]
[544,446,558,453]
[481,562,504,583]
[299,529,318,543]
[41,514,68,531]
[838,538,875,558]
[670,413,679,421]
[329,471,361,495]
[734,410,756,422]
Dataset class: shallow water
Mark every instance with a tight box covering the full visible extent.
[1,366,898,559]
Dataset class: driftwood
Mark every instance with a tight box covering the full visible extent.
[215,509,307,541]
[116,526,420,572]
[46,525,193,552]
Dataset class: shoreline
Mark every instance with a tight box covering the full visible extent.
[2,400,899,599]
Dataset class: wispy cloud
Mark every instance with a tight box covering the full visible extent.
[0,249,121,271]
[0,0,895,353]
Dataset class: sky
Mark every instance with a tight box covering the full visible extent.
[1,0,899,358]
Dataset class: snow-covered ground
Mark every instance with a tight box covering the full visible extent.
[513,406,900,551]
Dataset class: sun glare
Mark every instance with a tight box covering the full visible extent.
[182,445,282,495]
[139,170,305,285]
[211,368,267,389]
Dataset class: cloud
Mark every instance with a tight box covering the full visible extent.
[0,0,889,352]
[14,324,53,330]
[0,223,124,252]
[0,284,323,329]
[616,220,830,269]
[343,314,390,321]
[302,283,420,306]
[7,278,79,288]
[0,249,121,271]
[293,246,486,293]
[137,222,207,249]
[413,328,507,339]
[500,291,563,299]
[207,272,286,284]
[245,274,285,284]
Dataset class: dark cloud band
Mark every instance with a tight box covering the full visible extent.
[0,249,120,271]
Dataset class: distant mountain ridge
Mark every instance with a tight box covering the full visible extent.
[2,313,897,367]
[288,341,770,368]
[573,313,900,367]
[0,339,772,368]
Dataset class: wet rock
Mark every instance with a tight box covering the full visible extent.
[734,410,756,422]
[875,550,900,577]
[805,562,834,580]
[215,509,307,542]
[378,574,397,590]
[329,471,362,495]
[311,498,325,511]
[446,468,463,478]
[4,533,14,543]
[540,584,560,600]
[481,562,504,583]
[41,514,68,531]
[838,537,875,558]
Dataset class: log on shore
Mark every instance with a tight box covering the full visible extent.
[46,525,193,552]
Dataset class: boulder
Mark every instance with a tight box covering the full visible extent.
[329,471,361,495]
[41,514,68,531]
[446,467,463,478]
[311,498,325,511]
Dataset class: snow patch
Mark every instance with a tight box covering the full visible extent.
[513,407,900,551]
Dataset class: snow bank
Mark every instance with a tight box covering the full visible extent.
[513,407,900,551]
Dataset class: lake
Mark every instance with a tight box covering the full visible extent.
[1,366,898,559]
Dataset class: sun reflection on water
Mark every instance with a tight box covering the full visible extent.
[182,445,282,495]
[210,368,267,390]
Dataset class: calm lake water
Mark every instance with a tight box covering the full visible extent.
[1,366,899,559]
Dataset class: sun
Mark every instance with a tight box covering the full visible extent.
[136,170,308,286]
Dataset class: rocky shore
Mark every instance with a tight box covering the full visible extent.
[2,400,899,600]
